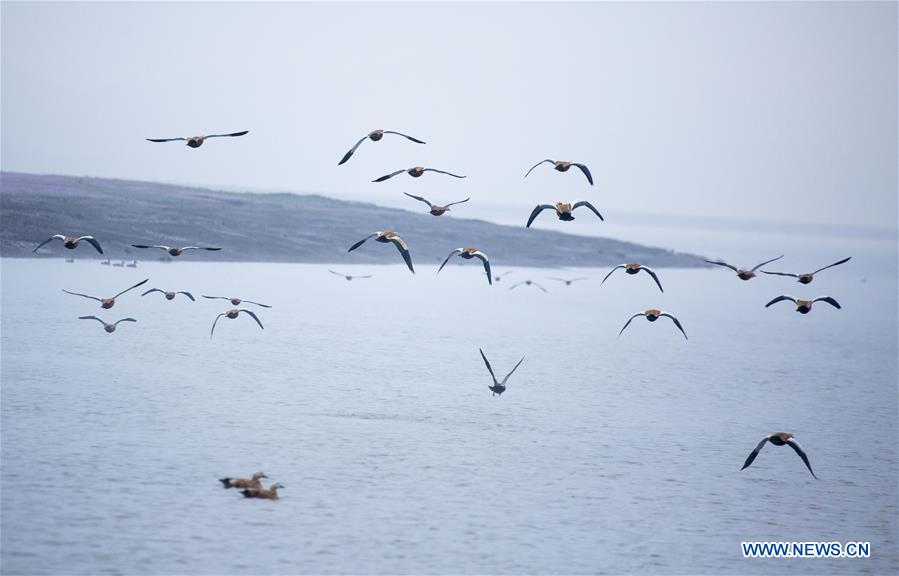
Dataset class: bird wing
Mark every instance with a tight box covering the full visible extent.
[765,295,796,308]
[114,318,137,326]
[63,289,101,302]
[178,292,196,301]
[181,247,222,251]
[328,270,345,277]
[205,130,249,138]
[524,159,553,178]
[202,295,230,301]
[508,281,524,290]
[812,257,851,276]
[572,201,604,221]
[403,192,433,207]
[146,137,186,142]
[78,315,105,325]
[533,282,548,293]
[471,251,492,285]
[421,168,466,178]
[437,249,462,274]
[389,236,415,274]
[443,197,471,208]
[660,312,688,340]
[241,300,272,308]
[141,288,164,296]
[813,296,841,309]
[786,439,817,479]
[238,309,265,330]
[526,205,554,228]
[640,266,664,292]
[33,235,66,252]
[760,271,799,278]
[79,236,104,254]
[741,437,770,470]
[132,245,169,251]
[372,169,406,183]
[704,259,738,272]
[383,130,426,144]
[571,163,594,185]
[479,348,498,384]
[751,255,784,272]
[338,135,368,166]
[548,277,566,283]
[601,265,626,285]
[501,357,525,385]
[618,313,645,338]
[113,278,149,299]
[210,313,225,339]
[348,233,378,252]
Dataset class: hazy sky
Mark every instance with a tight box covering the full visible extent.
[2,1,896,229]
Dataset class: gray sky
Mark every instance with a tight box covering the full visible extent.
[2,1,896,229]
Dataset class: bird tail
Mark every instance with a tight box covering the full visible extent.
[219,478,233,488]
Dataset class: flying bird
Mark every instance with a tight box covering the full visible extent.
[602,264,664,292]
[372,166,465,182]
[761,257,852,284]
[548,277,588,286]
[618,309,687,340]
[79,316,137,333]
[34,235,103,254]
[493,271,513,283]
[328,270,372,281]
[741,432,817,479]
[201,296,271,308]
[437,248,492,285]
[63,278,149,309]
[403,193,470,216]
[764,295,841,314]
[131,245,222,257]
[479,348,525,397]
[146,130,248,148]
[525,159,594,185]
[142,288,195,301]
[526,201,604,227]
[219,472,267,489]
[210,309,264,339]
[241,483,284,500]
[338,129,425,165]
[704,255,784,280]
[509,280,548,293]
[347,231,414,274]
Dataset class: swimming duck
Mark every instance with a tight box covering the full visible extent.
[219,472,267,489]
[618,309,687,340]
[526,201,604,227]
[33,234,103,254]
[210,309,264,339]
[79,316,137,333]
[146,130,248,148]
[437,248,492,285]
[142,288,195,301]
[131,244,222,257]
[126,260,138,268]
[764,295,841,314]
[338,129,425,165]
[525,159,594,185]
[509,280,548,293]
[479,348,525,397]
[403,192,470,216]
[201,296,272,308]
[601,263,664,292]
[372,166,465,182]
[347,231,414,274]
[101,259,111,265]
[241,483,284,500]
[63,278,149,309]
[761,257,851,284]
[704,255,783,280]
[548,277,588,286]
[328,270,372,281]
[112,260,125,267]
[741,432,817,479]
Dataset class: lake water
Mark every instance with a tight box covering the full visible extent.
[1,247,897,574]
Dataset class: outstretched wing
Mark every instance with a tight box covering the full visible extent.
[786,439,818,479]
[404,192,433,207]
[812,257,851,276]
[146,137,186,142]
[113,278,150,299]
[437,249,462,274]
[617,313,645,338]
[640,267,664,292]
[210,313,225,339]
[812,296,841,309]
[372,169,406,183]
[389,236,415,274]
[501,357,525,385]
[704,259,738,272]
[524,159,553,178]
[63,289,101,302]
[571,163,594,185]
[479,348,498,383]
[601,265,626,285]
[422,168,466,179]
[471,251,492,285]
[182,247,222,251]
[78,315,106,325]
[508,281,524,290]
[202,295,230,301]
[383,130,426,144]
[660,313,688,340]
[242,300,272,309]
[328,270,346,277]
[741,437,770,470]
[533,282,548,293]
[526,205,554,228]
[444,197,471,208]
[572,201,604,221]
[765,295,796,308]
[760,271,799,278]
[338,135,368,165]
[178,292,196,301]
[751,255,784,272]
[132,245,168,251]
[114,318,137,326]
[238,309,265,330]
[33,235,65,253]
[205,130,249,138]
[348,233,378,252]
[79,236,104,254]
[141,288,164,297]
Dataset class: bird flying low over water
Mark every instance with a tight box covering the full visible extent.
[437,248,492,285]
[509,280,548,293]
[329,270,372,281]
[741,432,817,479]
[146,130,248,148]
[493,271,513,283]
[210,309,264,339]
[403,193,470,216]
[131,245,222,257]
[241,483,284,500]
[479,348,525,397]
[372,166,466,182]
[142,288,195,301]
[202,295,271,308]
[79,316,137,333]
[548,277,588,286]
[63,278,149,309]
[765,295,841,314]
[34,235,103,254]
[338,129,426,165]
[602,263,664,292]
[618,309,688,340]
[347,231,414,274]
[526,202,604,227]
[704,255,783,280]
[761,257,852,284]
[219,472,267,489]
[525,159,594,185]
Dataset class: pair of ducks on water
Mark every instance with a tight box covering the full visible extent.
[219,472,283,500]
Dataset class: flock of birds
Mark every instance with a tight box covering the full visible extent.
[31,127,855,495]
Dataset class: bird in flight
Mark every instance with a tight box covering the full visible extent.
[142,288,195,301]
[338,129,425,165]
[372,166,465,182]
[704,255,784,280]
[764,295,841,314]
[493,271,513,283]
[146,130,248,148]
[526,201,604,228]
[63,278,149,309]
[347,231,414,274]
[479,348,525,397]
[403,193,470,216]
[525,159,593,185]
[79,316,137,333]
[548,277,588,286]
[34,234,103,254]
[509,280,548,293]
[210,309,264,339]
[741,432,817,479]
[202,296,271,308]
[131,245,222,257]
[618,309,688,340]
[602,263,664,292]
[437,248,492,285]
[761,257,851,284]
[329,270,372,281]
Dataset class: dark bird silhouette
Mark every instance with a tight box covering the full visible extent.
[437,248,492,285]
[34,235,103,254]
[493,271,513,283]
[63,278,149,309]
[704,255,783,280]
[142,288,195,301]
[211,309,264,339]
[526,201,604,227]
[201,296,271,308]
[347,231,414,274]
[373,166,465,182]
[338,129,425,165]
[741,432,817,479]
[328,270,372,281]
[146,130,248,148]
[764,295,841,314]
[131,245,222,257]
[403,193,470,216]
[602,263,664,292]
[479,348,525,397]
[618,309,687,340]
[761,257,851,284]
[79,316,137,333]
[509,280,548,293]
[525,159,593,185]
[548,277,588,286]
